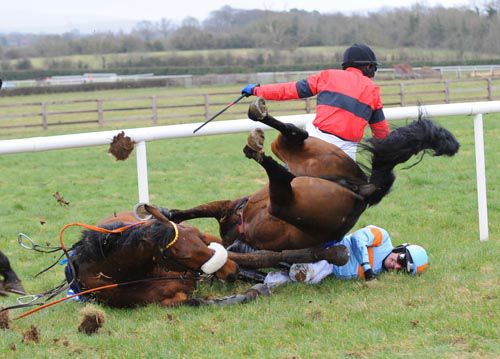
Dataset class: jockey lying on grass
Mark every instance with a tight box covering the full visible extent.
[263,225,429,286]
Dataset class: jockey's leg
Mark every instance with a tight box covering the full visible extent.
[248,97,308,145]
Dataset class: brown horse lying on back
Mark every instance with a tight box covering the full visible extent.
[69,205,239,307]
[165,98,460,251]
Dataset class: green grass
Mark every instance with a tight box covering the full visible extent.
[0,109,499,356]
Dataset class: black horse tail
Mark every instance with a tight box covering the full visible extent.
[361,118,460,206]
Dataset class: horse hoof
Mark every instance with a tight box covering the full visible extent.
[248,97,268,121]
[165,209,182,223]
[244,129,265,162]
[185,298,204,307]
[247,128,265,151]
[159,207,172,219]
[243,145,258,161]
[243,145,264,163]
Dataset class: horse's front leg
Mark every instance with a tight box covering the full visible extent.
[167,200,234,223]
[244,129,296,210]
[248,97,308,145]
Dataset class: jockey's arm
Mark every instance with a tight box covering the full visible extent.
[253,72,321,101]
[349,226,386,272]
[370,119,390,139]
[368,88,390,139]
[350,228,374,272]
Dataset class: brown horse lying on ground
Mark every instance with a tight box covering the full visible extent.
[68,205,239,307]
[166,98,460,251]
[0,250,25,296]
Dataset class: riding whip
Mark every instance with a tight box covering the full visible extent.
[193,94,246,133]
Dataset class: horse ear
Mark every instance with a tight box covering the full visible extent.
[144,204,172,227]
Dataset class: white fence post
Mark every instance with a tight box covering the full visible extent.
[136,141,150,204]
[473,113,489,241]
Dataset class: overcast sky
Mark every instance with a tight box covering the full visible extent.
[1,0,472,34]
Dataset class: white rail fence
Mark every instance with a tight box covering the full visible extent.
[1,101,497,241]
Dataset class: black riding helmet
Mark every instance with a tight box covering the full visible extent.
[341,44,378,77]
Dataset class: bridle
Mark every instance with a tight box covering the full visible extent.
[157,220,203,275]
[133,202,230,276]
[160,222,228,276]
[4,218,230,319]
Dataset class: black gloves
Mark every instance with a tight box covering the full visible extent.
[364,268,377,281]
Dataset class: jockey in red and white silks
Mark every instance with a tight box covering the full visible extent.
[253,67,390,160]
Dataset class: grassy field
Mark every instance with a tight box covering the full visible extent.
[0,96,499,357]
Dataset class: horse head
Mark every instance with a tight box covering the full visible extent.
[143,205,239,281]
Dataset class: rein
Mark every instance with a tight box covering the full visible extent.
[10,220,188,319]
[59,220,181,287]
[1,221,148,317]
[59,221,147,300]
[58,221,147,252]
[7,218,218,319]
[14,274,199,320]
[59,220,179,252]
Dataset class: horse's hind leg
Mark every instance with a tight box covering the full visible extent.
[244,130,295,208]
[185,283,272,306]
[167,200,234,223]
[248,97,308,145]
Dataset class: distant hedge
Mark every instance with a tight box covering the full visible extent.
[0,78,187,96]
[2,57,499,82]
[1,64,329,80]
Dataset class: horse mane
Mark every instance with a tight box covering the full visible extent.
[71,221,174,264]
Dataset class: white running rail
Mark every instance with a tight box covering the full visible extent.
[2,101,499,241]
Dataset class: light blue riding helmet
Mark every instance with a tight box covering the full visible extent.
[392,244,429,275]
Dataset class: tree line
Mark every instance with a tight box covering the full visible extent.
[0,2,499,71]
